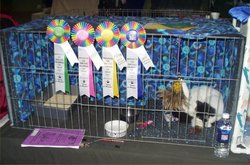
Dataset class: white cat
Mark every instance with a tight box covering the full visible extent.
[180,80,224,129]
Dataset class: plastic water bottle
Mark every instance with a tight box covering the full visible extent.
[214,113,232,158]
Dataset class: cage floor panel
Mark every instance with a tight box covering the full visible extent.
[16,105,218,146]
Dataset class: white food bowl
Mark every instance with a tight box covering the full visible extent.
[104,120,129,138]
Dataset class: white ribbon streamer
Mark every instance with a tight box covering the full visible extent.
[126,46,154,98]
[105,45,127,70]
[102,47,115,97]
[78,45,103,97]
[59,41,79,66]
[78,48,90,97]
[127,46,154,70]
[126,49,139,99]
[79,45,104,70]
[54,44,66,93]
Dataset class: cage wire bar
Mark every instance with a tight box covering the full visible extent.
[1,27,244,146]
[54,9,210,18]
[0,9,246,148]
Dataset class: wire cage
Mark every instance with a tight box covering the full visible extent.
[54,9,210,18]
[0,10,246,148]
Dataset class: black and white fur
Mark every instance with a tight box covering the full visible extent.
[164,101,217,126]
[163,80,224,129]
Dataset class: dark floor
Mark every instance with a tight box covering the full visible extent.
[0,121,249,164]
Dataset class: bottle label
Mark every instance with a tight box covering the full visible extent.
[221,134,229,141]
[217,125,232,143]
[220,125,232,131]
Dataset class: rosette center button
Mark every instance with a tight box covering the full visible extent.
[126,30,138,42]
[54,26,65,37]
[77,30,89,41]
[101,30,114,41]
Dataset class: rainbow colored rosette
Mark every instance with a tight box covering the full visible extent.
[120,21,154,99]
[71,22,95,47]
[95,21,120,47]
[120,21,146,49]
[71,22,103,97]
[47,19,70,43]
[96,21,127,98]
[46,19,79,93]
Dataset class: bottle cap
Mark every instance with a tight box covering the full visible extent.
[222,113,230,119]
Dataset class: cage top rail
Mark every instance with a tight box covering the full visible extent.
[52,9,210,18]
[0,28,244,41]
